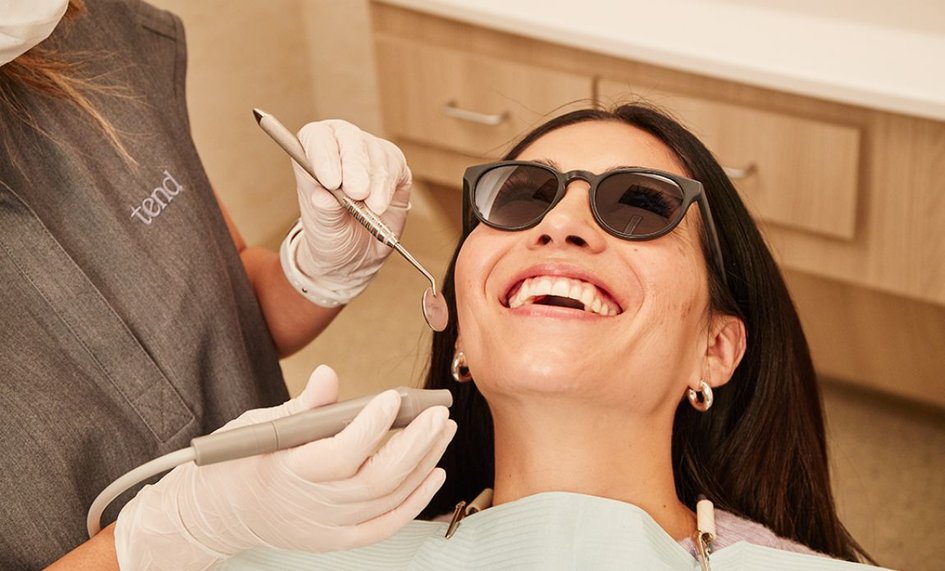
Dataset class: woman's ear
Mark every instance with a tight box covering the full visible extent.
[705,314,747,388]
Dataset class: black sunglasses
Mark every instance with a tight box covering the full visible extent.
[462,160,727,284]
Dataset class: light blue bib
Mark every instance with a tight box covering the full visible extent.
[218,492,882,570]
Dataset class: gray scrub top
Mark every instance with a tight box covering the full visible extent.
[0,0,288,567]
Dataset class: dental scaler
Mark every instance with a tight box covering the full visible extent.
[253,108,450,332]
[87,386,452,536]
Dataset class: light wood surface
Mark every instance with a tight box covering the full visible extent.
[785,270,945,408]
[764,113,945,305]
[375,37,593,158]
[598,80,862,240]
[397,140,483,188]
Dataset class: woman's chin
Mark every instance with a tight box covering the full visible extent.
[476,355,606,397]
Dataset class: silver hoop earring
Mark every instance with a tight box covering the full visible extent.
[451,351,473,383]
[688,380,714,412]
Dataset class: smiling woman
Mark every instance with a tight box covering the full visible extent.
[218,104,885,571]
[418,104,874,564]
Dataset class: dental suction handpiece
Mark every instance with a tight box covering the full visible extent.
[87,386,453,537]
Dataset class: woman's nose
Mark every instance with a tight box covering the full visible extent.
[526,182,607,252]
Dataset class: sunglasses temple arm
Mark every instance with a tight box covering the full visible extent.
[696,195,728,287]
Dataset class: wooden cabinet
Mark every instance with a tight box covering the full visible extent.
[597,81,862,241]
[373,33,593,188]
[376,38,592,159]
[370,2,945,407]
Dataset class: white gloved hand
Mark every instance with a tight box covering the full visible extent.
[115,365,455,571]
[291,120,412,306]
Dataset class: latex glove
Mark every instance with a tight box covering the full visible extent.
[292,120,412,306]
[115,365,455,571]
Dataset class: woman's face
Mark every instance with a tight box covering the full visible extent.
[454,120,714,416]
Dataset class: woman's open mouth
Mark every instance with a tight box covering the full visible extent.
[503,275,622,317]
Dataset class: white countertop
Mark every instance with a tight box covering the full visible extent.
[377,0,945,122]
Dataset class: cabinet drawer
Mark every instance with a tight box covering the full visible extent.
[599,79,862,240]
[375,37,593,158]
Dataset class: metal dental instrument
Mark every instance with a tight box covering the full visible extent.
[87,386,453,536]
[253,108,449,332]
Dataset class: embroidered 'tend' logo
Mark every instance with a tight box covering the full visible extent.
[130,170,184,225]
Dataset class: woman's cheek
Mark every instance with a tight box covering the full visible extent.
[455,228,503,298]
[453,229,510,353]
[453,236,488,345]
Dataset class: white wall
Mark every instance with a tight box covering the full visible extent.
[147,0,381,246]
[301,0,383,135]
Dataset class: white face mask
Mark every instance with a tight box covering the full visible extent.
[0,0,69,66]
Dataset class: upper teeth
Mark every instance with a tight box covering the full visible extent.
[507,275,620,316]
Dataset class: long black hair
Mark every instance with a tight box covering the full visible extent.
[419,104,870,563]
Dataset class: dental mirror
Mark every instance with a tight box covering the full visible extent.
[422,289,449,332]
[388,239,448,332]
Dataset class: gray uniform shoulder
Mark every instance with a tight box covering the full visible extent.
[81,0,180,37]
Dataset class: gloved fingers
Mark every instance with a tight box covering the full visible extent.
[298,121,343,191]
[362,138,393,216]
[377,140,411,226]
[330,120,372,203]
[319,415,456,526]
[341,406,453,503]
[381,137,412,209]
[293,160,339,212]
[284,388,402,482]
[365,417,456,507]
[333,467,447,551]
[296,121,351,214]
[215,367,339,431]
[388,177,412,211]
[378,186,411,238]
[285,364,341,416]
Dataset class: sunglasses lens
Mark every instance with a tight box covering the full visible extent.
[474,165,559,229]
[594,172,685,236]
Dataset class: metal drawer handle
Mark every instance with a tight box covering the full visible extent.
[441,101,509,126]
[723,163,757,180]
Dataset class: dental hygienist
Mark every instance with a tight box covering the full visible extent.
[0,1,455,569]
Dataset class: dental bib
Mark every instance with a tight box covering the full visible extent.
[219,492,881,570]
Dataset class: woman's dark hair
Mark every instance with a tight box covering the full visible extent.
[418,103,871,563]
